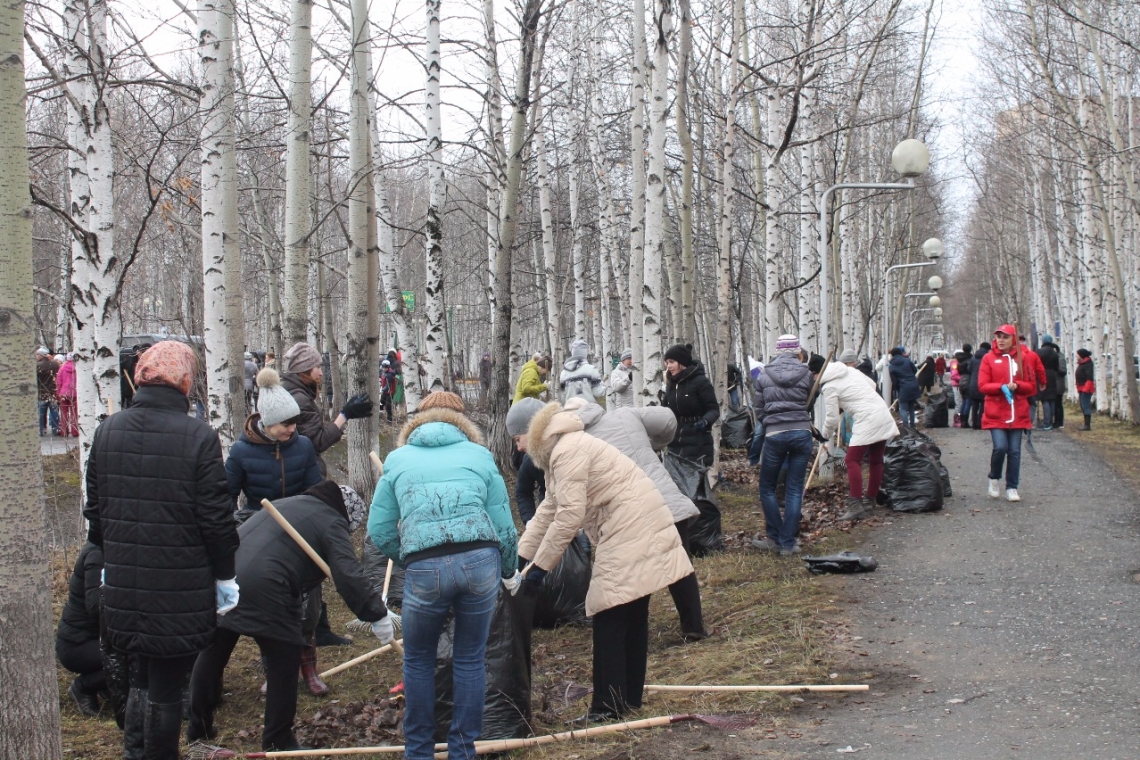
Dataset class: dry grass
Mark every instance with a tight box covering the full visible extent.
[1061,402,1140,492]
[53,443,864,759]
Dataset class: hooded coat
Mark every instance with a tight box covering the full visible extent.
[559,356,606,405]
[222,493,388,645]
[225,415,322,511]
[979,334,1037,430]
[83,385,239,657]
[56,358,77,399]
[888,354,921,403]
[56,542,103,646]
[1035,341,1061,400]
[281,372,342,472]
[566,400,699,524]
[368,409,518,574]
[1075,355,1095,394]
[607,362,635,408]
[513,359,548,403]
[818,362,899,447]
[752,354,813,434]
[662,361,720,464]
[518,404,692,616]
[967,347,989,401]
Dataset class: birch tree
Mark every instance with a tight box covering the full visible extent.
[641,0,671,399]
[282,0,313,349]
[421,0,447,393]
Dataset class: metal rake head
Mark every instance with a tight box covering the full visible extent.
[184,742,245,760]
[673,712,761,731]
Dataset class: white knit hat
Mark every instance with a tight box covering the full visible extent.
[256,368,301,426]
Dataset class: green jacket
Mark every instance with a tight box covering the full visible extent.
[513,359,548,403]
[368,410,517,574]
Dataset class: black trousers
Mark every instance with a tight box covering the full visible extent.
[591,596,650,715]
[1054,399,1065,427]
[667,519,705,635]
[57,637,106,694]
[129,653,196,704]
[970,397,985,429]
[190,628,303,750]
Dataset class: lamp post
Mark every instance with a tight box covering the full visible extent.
[883,238,943,352]
[819,139,930,360]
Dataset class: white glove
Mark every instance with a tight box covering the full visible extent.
[216,578,240,615]
[824,441,835,456]
[502,570,522,595]
[372,615,395,644]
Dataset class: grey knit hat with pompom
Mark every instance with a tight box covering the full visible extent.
[256,368,301,426]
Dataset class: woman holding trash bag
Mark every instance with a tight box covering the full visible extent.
[515,402,693,723]
[817,360,899,523]
[1075,348,1096,430]
[562,398,708,641]
[83,339,240,760]
[188,482,389,751]
[661,343,720,466]
[978,325,1037,502]
[368,391,518,760]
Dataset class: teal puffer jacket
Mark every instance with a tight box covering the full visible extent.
[368,409,518,575]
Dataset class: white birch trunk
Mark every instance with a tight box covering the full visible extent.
[282,0,313,347]
[628,0,647,394]
[482,0,505,336]
[421,0,447,393]
[641,0,671,399]
[534,98,561,353]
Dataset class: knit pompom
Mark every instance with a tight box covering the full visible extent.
[257,367,281,389]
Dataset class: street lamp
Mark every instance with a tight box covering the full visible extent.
[928,275,943,291]
[882,237,944,360]
[928,295,941,308]
[819,139,930,361]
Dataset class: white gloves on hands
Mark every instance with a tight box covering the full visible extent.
[372,615,395,644]
[216,578,240,615]
[502,570,523,595]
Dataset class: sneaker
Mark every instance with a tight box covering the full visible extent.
[1006,488,1021,502]
[987,479,1001,498]
[778,544,802,556]
[750,536,778,552]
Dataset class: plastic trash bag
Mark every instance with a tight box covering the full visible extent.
[434,586,535,741]
[803,551,878,574]
[361,535,404,608]
[881,427,945,513]
[532,532,591,629]
[720,406,754,449]
[664,453,724,557]
[923,392,949,428]
[902,426,953,498]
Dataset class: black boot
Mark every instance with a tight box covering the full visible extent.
[186,709,217,743]
[314,602,352,647]
[68,677,101,717]
[102,648,129,730]
[1079,414,1091,431]
[144,700,183,760]
[124,688,147,760]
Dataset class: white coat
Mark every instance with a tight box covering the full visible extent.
[819,362,899,447]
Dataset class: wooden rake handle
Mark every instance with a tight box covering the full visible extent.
[261,499,332,579]
[444,715,676,756]
[645,684,869,693]
[318,639,404,679]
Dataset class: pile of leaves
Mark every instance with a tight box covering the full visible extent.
[294,697,403,748]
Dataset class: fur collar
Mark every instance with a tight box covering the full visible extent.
[526,402,582,470]
[397,408,484,447]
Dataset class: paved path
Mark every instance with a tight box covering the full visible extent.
[763,426,1140,759]
[41,434,78,456]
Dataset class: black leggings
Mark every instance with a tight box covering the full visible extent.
[591,596,651,715]
[190,628,303,750]
[57,637,106,693]
[666,519,705,635]
[129,653,197,704]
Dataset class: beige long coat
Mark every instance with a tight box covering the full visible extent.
[518,404,693,616]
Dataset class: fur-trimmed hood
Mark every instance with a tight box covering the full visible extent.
[526,402,580,471]
[397,408,484,448]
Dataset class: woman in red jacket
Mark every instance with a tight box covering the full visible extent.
[978,325,1037,502]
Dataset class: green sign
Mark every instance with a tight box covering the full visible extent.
[385,291,415,313]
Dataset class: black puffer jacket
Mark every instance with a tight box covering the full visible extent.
[967,348,988,401]
[662,361,720,465]
[225,414,322,511]
[752,354,813,434]
[84,385,239,657]
[221,494,388,645]
[56,542,103,646]
[1035,342,1061,400]
[281,372,342,471]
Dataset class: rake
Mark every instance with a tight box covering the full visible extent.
[186,713,758,759]
[644,683,869,694]
[347,453,403,635]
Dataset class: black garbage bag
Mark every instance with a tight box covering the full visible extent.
[923,392,949,428]
[532,532,591,629]
[898,426,952,497]
[720,406,754,449]
[664,453,724,557]
[434,586,535,742]
[362,535,404,608]
[881,427,945,513]
[803,551,878,574]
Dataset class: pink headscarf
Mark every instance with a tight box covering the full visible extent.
[134,341,197,396]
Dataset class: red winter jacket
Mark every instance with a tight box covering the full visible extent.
[978,343,1037,430]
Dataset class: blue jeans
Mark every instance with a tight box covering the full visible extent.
[1039,399,1054,428]
[759,429,814,550]
[899,399,916,427]
[747,423,765,466]
[402,547,500,760]
[1079,392,1093,417]
[988,429,1023,489]
[729,388,740,408]
[38,400,58,434]
[959,395,972,425]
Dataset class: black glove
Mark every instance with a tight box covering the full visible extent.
[692,419,709,432]
[522,565,548,587]
[341,393,374,420]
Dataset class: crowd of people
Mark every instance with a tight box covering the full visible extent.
[53,325,1104,760]
[35,346,78,436]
